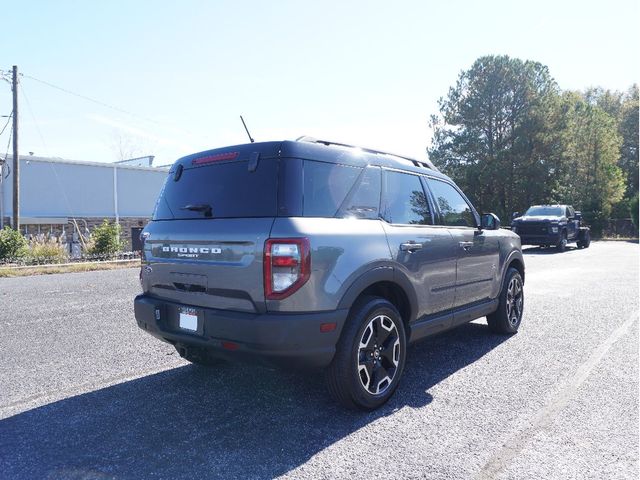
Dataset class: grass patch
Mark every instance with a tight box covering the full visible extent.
[0,259,140,278]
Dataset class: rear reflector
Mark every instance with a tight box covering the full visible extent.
[221,341,239,351]
[192,151,238,165]
[320,322,336,333]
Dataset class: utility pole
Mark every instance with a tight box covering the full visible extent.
[11,65,19,231]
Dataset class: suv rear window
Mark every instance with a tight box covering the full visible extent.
[153,159,278,220]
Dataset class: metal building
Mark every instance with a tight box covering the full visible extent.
[0,154,169,250]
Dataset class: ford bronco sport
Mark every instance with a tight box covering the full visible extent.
[134,137,525,410]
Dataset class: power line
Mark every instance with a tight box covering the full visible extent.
[21,72,164,127]
[20,82,50,156]
[2,122,12,171]
[20,72,208,141]
[0,112,12,137]
[20,80,78,219]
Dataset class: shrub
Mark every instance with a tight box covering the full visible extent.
[27,236,69,264]
[631,194,639,229]
[89,220,122,256]
[0,227,28,261]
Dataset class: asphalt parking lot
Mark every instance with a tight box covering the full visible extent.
[0,241,638,479]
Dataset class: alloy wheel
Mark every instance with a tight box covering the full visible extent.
[506,276,523,326]
[357,314,401,395]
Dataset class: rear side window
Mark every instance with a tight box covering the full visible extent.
[426,178,476,227]
[340,167,381,219]
[153,159,278,220]
[303,160,361,217]
[382,171,432,225]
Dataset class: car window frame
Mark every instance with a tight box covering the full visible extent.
[423,176,480,229]
[380,168,436,227]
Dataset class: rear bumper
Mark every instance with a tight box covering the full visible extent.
[134,294,348,369]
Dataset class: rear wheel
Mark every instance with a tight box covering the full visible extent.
[577,230,591,249]
[325,296,407,411]
[487,268,524,334]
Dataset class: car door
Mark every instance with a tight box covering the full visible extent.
[565,206,577,240]
[380,169,457,319]
[424,177,500,308]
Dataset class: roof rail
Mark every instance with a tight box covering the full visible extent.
[296,136,438,172]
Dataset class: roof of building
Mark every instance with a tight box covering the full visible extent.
[4,154,169,172]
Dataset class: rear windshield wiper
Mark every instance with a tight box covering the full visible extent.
[180,204,213,217]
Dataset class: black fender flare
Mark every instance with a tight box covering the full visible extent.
[502,250,525,287]
[337,266,419,323]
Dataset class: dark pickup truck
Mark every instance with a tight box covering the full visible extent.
[511,205,591,252]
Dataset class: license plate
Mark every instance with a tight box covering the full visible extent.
[179,309,198,331]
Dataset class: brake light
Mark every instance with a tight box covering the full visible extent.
[191,151,238,165]
[264,238,310,300]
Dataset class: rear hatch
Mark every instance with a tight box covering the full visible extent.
[142,144,281,314]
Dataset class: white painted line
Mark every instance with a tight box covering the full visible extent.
[476,311,638,479]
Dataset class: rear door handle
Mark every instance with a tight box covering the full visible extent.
[400,242,423,252]
[459,241,474,251]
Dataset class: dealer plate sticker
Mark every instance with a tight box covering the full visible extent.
[179,309,198,331]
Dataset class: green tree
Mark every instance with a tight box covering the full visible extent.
[631,194,639,228]
[618,85,639,198]
[557,92,625,234]
[89,220,122,255]
[581,85,638,202]
[428,55,561,220]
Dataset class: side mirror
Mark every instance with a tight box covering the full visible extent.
[481,213,501,230]
[511,212,520,220]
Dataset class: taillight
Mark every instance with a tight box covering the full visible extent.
[264,238,310,300]
[191,151,238,165]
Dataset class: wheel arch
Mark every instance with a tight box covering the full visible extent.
[508,257,525,283]
[337,267,418,327]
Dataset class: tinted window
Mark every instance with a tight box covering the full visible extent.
[426,178,476,227]
[383,171,432,225]
[303,161,361,217]
[341,167,381,219]
[153,159,278,220]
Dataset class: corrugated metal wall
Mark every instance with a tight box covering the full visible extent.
[0,156,169,220]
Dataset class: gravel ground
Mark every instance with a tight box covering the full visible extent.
[0,241,637,479]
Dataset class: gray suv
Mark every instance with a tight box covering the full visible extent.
[134,138,525,410]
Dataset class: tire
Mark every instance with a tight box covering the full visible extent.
[176,345,224,367]
[325,296,407,411]
[487,268,524,334]
[556,231,567,252]
[577,230,591,249]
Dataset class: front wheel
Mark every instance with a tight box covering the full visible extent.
[556,232,567,252]
[325,296,407,411]
[487,268,524,334]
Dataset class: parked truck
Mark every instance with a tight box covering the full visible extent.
[511,204,591,252]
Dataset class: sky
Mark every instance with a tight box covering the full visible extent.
[0,0,638,167]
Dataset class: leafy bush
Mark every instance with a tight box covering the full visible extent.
[88,220,122,255]
[0,227,28,261]
[26,236,69,264]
